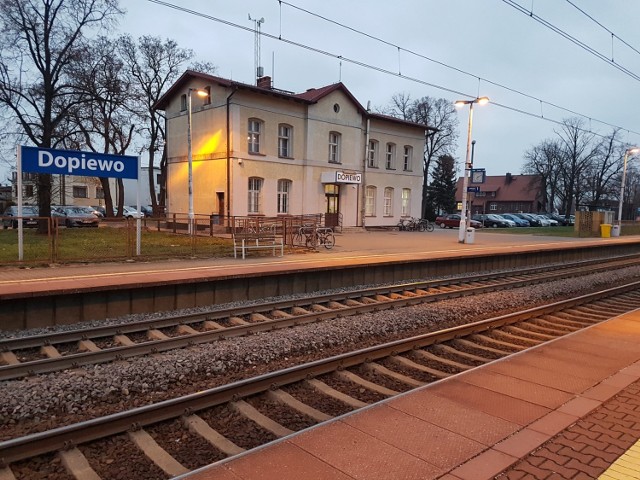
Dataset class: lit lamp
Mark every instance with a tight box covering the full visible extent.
[454,96,489,243]
[187,87,208,235]
[617,146,640,232]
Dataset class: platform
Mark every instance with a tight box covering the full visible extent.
[181,309,640,480]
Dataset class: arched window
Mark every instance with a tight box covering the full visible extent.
[403,146,413,171]
[401,188,411,216]
[277,179,292,214]
[278,124,293,158]
[248,118,264,154]
[383,187,394,216]
[329,132,341,163]
[248,177,263,214]
[385,143,396,169]
[365,185,377,216]
[367,140,378,168]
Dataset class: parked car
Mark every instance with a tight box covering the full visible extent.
[501,213,530,227]
[472,214,513,228]
[1,206,39,229]
[532,214,551,227]
[52,206,100,227]
[512,213,543,227]
[550,213,574,226]
[538,214,559,226]
[435,214,483,229]
[122,206,144,219]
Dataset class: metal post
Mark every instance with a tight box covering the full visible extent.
[187,89,194,235]
[458,102,474,243]
[618,150,628,228]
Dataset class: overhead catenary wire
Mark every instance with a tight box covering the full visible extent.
[144,0,640,140]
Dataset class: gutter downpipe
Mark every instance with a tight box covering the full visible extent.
[361,101,371,228]
[226,87,238,225]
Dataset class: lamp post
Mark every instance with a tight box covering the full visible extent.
[617,147,640,231]
[455,96,489,243]
[187,87,207,234]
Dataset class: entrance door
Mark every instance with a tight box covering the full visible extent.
[324,184,340,227]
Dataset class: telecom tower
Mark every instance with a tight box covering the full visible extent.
[248,14,265,84]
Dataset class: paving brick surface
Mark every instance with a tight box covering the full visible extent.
[496,380,640,479]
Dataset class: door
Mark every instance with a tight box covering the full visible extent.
[324,184,340,227]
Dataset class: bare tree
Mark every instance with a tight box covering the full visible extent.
[119,35,200,215]
[383,94,458,218]
[522,139,563,211]
[0,0,122,230]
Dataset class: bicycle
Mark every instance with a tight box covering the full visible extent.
[293,224,335,249]
[418,218,435,232]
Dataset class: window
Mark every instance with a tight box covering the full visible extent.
[96,187,104,199]
[403,146,413,171]
[278,124,292,158]
[203,86,211,105]
[383,187,393,216]
[277,179,291,214]
[248,118,263,154]
[401,188,411,216]
[489,203,497,211]
[25,185,34,197]
[367,140,378,168]
[180,94,187,111]
[365,185,377,216]
[73,186,88,198]
[328,132,341,163]
[385,143,396,169]
[248,177,263,214]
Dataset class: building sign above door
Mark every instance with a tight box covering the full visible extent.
[321,171,362,184]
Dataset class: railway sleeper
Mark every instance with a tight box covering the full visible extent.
[547,312,600,324]
[457,337,515,356]
[231,400,293,437]
[412,349,473,371]
[487,330,540,347]
[176,324,199,335]
[503,325,556,341]
[336,370,399,397]
[388,355,449,380]
[183,414,245,456]
[58,447,100,480]
[203,320,224,330]
[147,329,169,341]
[266,389,331,422]
[128,429,189,477]
[0,351,19,365]
[0,467,17,480]
[364,361,426,387]
[432,344,492,364]
[40,345,61,359]
[519,321,573,336]
[305,379,368,409]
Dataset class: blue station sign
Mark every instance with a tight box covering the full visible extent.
[21,146,138,179]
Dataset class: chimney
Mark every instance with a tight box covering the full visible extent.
[505,172,512,184]
[257,76,272,89]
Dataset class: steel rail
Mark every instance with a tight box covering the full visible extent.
[1,255,639,381]
[1,279,639,465]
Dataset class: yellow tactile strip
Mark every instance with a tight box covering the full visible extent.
[599,439,640,480]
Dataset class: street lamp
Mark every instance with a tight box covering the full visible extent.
[455,96,489,243]
[617,146,640,231]
[187,87,208,235]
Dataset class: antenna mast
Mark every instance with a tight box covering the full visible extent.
[248,14,265,84]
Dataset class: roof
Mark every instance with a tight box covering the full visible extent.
[456,174,542,202]
[155,70,435,132]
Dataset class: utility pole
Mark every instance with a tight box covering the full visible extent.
[248,14,265,83]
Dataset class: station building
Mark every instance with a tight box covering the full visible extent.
[155,70,433,228]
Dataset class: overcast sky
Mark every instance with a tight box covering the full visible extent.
[9,0,640,184]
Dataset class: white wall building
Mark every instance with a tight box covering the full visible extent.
[155,71,433,228]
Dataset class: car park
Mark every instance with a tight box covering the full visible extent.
[501,213,530,227]
[472,214,512,228]
[1,206,39,229]
[550,213,574,226]
[435,214,483,229]
[538,214,558,226]
[52,206,100,227]
[512,212,543,227]
[532,214,551,227]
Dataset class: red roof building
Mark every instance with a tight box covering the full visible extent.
[455,173,546,214]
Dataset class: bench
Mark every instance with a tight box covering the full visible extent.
[233,232,284,259]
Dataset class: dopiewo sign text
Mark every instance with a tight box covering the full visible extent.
[21,146,138,179]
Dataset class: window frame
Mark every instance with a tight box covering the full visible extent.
[248,177,263,214]
[403,146,413,171]
[248,118,263,154]
[278,124,293,158]
[365,185,377,217]
[383,187,393,216]
[367,140,378,168]
[328,131,341,164]
[385,143,396,170]
[73,186,88,199]
[180,94,187,112]
[277,179,291,214]
[401,188,411,216]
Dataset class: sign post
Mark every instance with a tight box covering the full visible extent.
[18,146,140,260]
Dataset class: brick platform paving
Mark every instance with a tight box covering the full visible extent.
[496,380,640,479]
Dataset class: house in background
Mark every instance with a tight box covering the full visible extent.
[154,70,434,228]
[455,173,546,215]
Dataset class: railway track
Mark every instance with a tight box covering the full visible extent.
[2,280,640,479]
[1,254,639,381]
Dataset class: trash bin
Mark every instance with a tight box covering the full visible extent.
[611,224,620,237]
[465,227,475,244]
[600,223,612,238]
